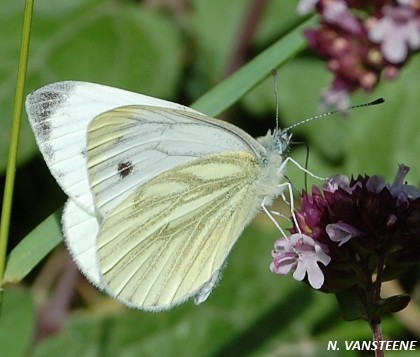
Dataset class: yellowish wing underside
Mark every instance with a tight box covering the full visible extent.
[97,152,261,309]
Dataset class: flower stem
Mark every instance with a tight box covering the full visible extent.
[371,322,384,357]
[370,252,386,357]
[0,0,34,309]
[373,252,385,303]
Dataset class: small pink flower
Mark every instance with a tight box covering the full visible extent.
[365,165,420,204]
[321,79,350,112]
[322,0,363,34]
[397,0,415,6]
[369,5,420,63]
[366,175,388,193]
[326,223,363,246]
[271,234,331,289]
[325,174,352,193]
[297,0,320,15]
[390,164,420,203]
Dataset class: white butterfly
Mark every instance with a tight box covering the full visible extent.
[26,81,304,311]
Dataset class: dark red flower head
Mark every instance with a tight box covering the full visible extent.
[272,164,420,292]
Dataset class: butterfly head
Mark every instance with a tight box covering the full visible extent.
[274,129,292,156]
[258,128,291,157]
[256,128,292,177]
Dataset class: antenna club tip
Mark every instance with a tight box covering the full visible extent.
[285,97,386,131]
[370,98,385,105]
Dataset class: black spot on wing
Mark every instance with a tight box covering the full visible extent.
[117,161,134,179]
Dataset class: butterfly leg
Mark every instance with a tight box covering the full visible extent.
[277,155,328,231]
[261,197,289,238]
[271,156,327,235]
[279,191,290,206]
[275,181,301,234]
[278,156,328,181]
[268,210,291,222]
[262,157,326,238]
[261,179,301,239]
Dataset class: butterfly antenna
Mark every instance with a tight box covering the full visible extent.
[285,98,385,132]
[303,141,310,191]
[272,69,279,132]
[284,174,301,200]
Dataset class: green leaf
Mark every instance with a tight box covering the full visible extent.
[191,16,318,116]
[0,288,35,357]
[378,294,411,314]
[336,288,368,322]
[3,210,62,283]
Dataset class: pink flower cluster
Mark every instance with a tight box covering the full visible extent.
[297,0,420,110]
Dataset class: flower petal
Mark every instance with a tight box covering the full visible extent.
[297,0,319,15]
[325,174,351,193]
[272,234,331,289]
[304,261,326,289]
[326,223,363,246]
[366,175,388,193]
[368,5,420,64]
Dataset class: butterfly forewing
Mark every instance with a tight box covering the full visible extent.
[87,106,265,218]
[26,81,197,215]
[95,152,262,310]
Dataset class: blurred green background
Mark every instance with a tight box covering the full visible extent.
[0,0,419,356]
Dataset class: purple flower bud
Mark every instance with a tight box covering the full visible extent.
[390,164,420,205]
[322,0,364,34]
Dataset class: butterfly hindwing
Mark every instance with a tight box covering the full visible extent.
[95,151,262,311]
[62,199,102,286]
